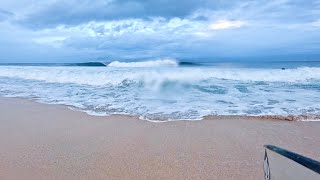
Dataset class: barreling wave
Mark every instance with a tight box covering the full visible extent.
[107,59,204,68]
[178,61,204,66]
[69,62,107,67]
[107,59,178,68]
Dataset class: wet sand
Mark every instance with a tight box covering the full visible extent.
[0,97,319,180]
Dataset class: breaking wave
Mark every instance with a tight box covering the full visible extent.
[107,59,178,68]
[0,66,320,86]
[0,64,320,120]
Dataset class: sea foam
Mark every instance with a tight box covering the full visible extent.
[0,62,320,120]
[0,66,320,86]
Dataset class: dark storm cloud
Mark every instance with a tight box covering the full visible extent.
[0,9,14,21]
[0,0,320,62]
[16,0,237,29]
[15,0,320,29]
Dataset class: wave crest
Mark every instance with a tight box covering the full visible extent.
[107,59,178,68]
[0,66,320,86]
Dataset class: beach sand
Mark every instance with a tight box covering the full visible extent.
[0,97,319,180]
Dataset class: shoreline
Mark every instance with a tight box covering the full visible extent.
[0,97,319,179]
[3,96,320,122]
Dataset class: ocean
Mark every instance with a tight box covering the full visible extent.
[0,59,320,121]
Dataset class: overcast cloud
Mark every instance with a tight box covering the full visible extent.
[0,0,320,62]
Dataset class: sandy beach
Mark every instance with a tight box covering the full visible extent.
[0,97,319,180]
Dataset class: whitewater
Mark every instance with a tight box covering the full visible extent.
[0,59,320,120]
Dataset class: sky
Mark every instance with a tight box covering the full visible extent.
[0,0,320,63]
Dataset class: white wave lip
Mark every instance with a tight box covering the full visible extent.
[107,59,178,68]
[0,66,320,86]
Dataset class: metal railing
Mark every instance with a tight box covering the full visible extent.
[264,145,320,180]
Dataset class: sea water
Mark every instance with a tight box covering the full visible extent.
[0,59,320,120]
